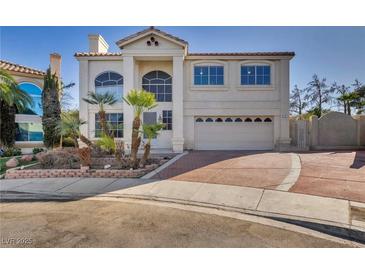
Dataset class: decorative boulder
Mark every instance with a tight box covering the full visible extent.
[6,157,19,168]
[35,152,46,161]
[21,155,33,162]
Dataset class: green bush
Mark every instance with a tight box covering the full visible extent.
[62,137,76,147]
[32,147,45,155]
[96,134,115,154]
[3,147,22,157]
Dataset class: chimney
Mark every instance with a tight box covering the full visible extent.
[50,53,61,78]
[88,34,109,53]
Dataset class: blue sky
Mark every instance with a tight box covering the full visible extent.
[1,26,364,109]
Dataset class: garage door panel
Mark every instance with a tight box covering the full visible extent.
[195,119,273,150]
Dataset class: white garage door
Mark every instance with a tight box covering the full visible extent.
[194,116,274,150]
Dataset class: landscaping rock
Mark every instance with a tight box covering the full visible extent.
[6,157,19,168]
[21,155,33,162]
[35,152,47,161]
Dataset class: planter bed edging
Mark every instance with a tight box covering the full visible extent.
[5,167,153,179]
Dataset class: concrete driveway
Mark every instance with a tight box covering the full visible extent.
[290,151,365,203]
[152,151,292,189]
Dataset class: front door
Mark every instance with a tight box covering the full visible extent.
[143,112,158,146]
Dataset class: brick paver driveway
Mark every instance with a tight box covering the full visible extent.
[290,151,365,203]
[153,151,292,189]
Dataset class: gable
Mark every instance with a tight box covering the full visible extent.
[122,34,185,51]
[116,27,187,51]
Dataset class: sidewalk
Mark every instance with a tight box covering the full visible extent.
[1,177,365,241]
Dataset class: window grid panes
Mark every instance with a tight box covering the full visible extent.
[162,110,172,130]
[241,65,271,85]
[142,71,172,102]
[95,72,123,100]
[194,66,224,85]
[95,113,123,138]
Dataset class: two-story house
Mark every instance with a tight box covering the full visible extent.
[75,27,295,153]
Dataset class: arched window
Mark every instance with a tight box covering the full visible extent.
[225,118,233,122]
[235,118,242,122]
[215,118,223,122]
[196,118,204,122]
[95,71,123,100]
[18,83,42,115]
[206,118,213,122]
[142,70,172,102]
[254,117,262,122]
[264,117,272,122]
[245,118,252,122]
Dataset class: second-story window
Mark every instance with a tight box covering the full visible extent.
[241,65,271,85]
[95,71,123,100]
[194,65,224,85]
[142,70,172,102]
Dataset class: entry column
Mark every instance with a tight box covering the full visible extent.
[172,55,184,152]
[123,55,135,151]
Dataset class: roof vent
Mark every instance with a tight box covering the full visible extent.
[146,36,159,47]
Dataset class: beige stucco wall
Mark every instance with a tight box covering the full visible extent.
[318,112,358,146]
[290,112,365,149]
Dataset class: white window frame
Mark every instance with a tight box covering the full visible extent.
[190,61,229,91]
[237,61,275,91]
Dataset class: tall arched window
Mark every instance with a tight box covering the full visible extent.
[142,70,172,102]
[18,82,42,115]
[95,71,123,100]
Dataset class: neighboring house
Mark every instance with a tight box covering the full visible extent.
[0,54,61,153]
[75,27,295,152]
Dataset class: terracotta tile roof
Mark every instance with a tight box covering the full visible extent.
[188,52,295,57]
[74,52,122,57]
[0,60,46,76]
[116,26,188,48]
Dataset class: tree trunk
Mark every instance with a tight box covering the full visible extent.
[99,110,109,137]
[140,142,151,167]
[318,95,322,117]
[80,134,94,147]
[130,116,141,168]
[73,136,79,148]
[344,102,347,114]
[348,104,352,116]
[60,134,63,149]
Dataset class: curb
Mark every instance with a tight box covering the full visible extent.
[1,190,364,245]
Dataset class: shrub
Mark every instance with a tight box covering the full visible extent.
[96,134,115,154]
[38,149,79,169]
[62,137,76,147]
[32,147,45,155]
[3,147,22,157]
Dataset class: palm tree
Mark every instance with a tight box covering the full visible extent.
[82,92,117,137]
[0,69,33,111]
[123,89,157,167]
[140,123,164,167]
[0,69,33,147]
[56,112,86,148]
